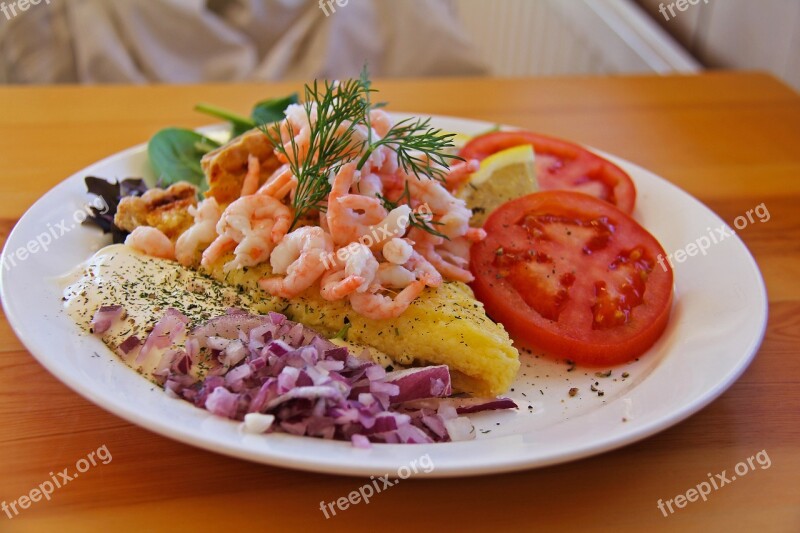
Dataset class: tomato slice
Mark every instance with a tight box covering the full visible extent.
[470,191,672,365]
[460,131,636,214]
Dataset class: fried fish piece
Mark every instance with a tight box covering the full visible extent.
[115,182,197,240]
[201,256,520,397]
[202,128,283,206]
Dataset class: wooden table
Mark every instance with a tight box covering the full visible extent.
[1,73,798,532]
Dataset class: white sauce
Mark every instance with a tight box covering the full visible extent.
[62,244,270,378]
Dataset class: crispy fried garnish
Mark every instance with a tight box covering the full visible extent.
[115,182,197,240]
[202,129,282,206]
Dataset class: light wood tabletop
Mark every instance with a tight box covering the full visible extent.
[1,73,798,532]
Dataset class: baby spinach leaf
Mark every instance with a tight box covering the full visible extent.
[251,93,299,126]
[194,103,255,138]
[147,128,220,192]
[195,93,298,138]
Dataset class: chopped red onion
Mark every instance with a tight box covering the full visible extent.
[116,335,141,356]
[91,305,125,335]
[455,397,518,414]
[137,308,189,364]
[129,308,516,446]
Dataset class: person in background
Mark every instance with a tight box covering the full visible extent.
[0,0,486,84]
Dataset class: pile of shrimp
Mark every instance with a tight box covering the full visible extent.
[126,106,485,320]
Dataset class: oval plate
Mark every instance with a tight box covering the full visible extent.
[0,116,767,477]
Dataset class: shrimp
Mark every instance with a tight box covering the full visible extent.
[405,174,472,239]
[365,205,412,250]
[382,237,413,265]
[409,227,473,283]
[374,263,416,289]
[374,244,441,290]
[465,227,487,242]
[327,163,388,246]
[257,164,297,200]
[349,280,428,320]
[240,155,261,196]
[125,226,175,260]
[174,198,222,266]
[276,103,314,166]
[435,236,472,270]
[201,195,292,271]
[369,109,393,137]
[405,251,443,287]
[443,159,479,192]
[319,243,378,300]
[355,171,383,197]
[259,226,333,298]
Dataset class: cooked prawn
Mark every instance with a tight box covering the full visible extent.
[443,159,480,192]
[382,237,413,265]
[409,227,473,283]
[259,226,333,298]
[366,205,412,250]
[327,163,388,246]
[277,103,314,166]
[374,263,416,289]
[349,279,428,320]
[405,174,472,239]
[319,243,378,300]
[257,164,297,200]
[175,198,222,266]
[369,109,393,137]
[125,226,175,260]
[405,250,443,287]
[355,171,383,197]
[201,194,292,271]
[240,155,261,196]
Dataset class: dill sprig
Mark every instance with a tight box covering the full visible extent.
[261,66,462,235]
[358,116,463,182]
[261,77,370,228]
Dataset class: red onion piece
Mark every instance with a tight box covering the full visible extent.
[91,305,125,335]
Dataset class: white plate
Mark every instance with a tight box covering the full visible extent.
[0,116,767,477]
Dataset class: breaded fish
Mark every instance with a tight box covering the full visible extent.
[202,256,520,397]
[115,182,197,240]
[201,129,283,206]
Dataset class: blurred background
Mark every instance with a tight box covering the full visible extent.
[0,0,797,91]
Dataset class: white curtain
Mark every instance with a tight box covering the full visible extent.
[0,0,486,83]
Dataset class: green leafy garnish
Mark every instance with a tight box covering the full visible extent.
[261,77,370,228]
[193,104,254,138]
[251,94,299,127]
[147,128,220,192]
[195,93,299,137]
[358,116,462,182]
[262,66,460,234]
[333,322,351,340]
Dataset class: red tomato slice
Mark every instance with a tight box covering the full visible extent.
[470,191,673,365]
[460,131,637,213]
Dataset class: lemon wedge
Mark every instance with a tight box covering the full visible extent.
[460,144,538,226]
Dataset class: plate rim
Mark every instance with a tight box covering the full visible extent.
[0,114,769,477]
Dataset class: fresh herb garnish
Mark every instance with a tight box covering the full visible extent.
[195,94,299,137]
[262,66,460,234]
[147,128,220,192]
[358,115,463,182]
[333,322,351,340]
[149,95,297,194]
[261,76,371,228]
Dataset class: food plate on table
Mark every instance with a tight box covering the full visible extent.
[0,75,767,477]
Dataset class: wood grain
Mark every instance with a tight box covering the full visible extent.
[0,73,798,532]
